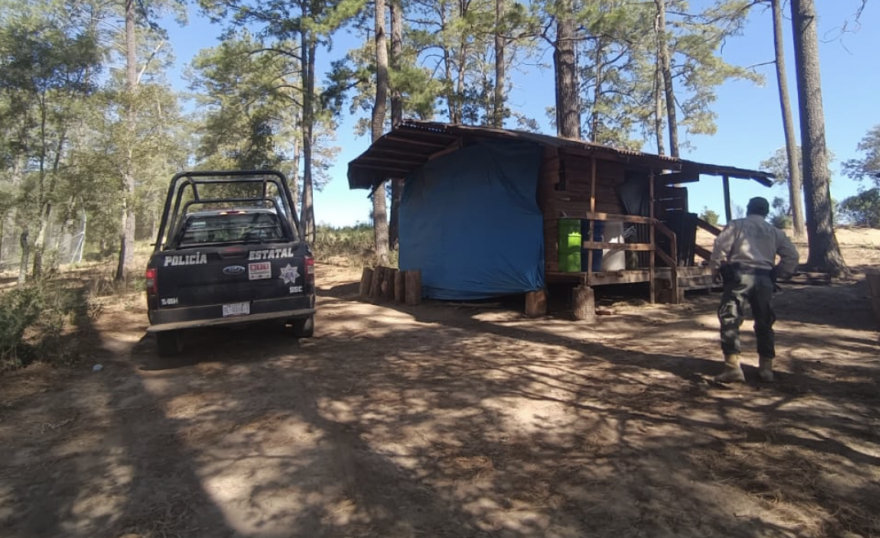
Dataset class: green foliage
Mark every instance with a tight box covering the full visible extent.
[770,196,792,229]
[839,188,880,228]
[667,1,763,142]
[190,31,300,173]
[699,207,719,226]
[576,1,655,148]
[0,278,91,371]
[535,0,760,149]
[760,145,835,186]
[329,36,441,134]
[404,0,540,126]
[313,223,397,266]
[843,124,880,186]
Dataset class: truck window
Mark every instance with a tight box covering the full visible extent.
[177,212,284,246]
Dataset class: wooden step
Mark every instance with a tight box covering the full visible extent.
[679,274,716,290]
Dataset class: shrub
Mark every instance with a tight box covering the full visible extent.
[839,188,880,228]
[0,285,44,367]
[771,213,792,230]
[770,197,793,229]
[0,278,92,371]
[312,223,398,267]
[699,207,720,226]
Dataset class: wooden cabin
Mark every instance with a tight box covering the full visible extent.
[347,121,773,317]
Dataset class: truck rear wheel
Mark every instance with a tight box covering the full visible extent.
[289,316,314,338]
[156,330,183,356]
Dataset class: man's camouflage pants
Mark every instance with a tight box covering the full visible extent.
[718,273,776,358]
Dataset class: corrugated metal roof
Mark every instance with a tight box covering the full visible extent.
[347,120,773,190]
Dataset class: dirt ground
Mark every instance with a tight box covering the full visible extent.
[2,229,880,538]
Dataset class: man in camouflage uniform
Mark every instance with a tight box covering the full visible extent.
[710,197,799,383]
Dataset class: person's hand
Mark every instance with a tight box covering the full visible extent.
[712,268,722,284]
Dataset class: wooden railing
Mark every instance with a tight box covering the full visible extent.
[694,217,722,261]
[566,211,680,303]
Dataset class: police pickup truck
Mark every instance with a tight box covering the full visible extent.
[145,170,315,356]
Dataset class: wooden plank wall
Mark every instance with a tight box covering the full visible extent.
[539,150,626,215]
[539,147,627,273]
[655,185,688,218]
[539,146,561,273]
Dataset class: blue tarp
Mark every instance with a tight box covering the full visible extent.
[399,140,544,300]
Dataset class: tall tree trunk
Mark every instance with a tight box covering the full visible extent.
[151,206,159,244]
[654,44,666,155]
[655,0,679,157]
[300,32,316,243]
[389,0,404,250]
[372,0,390,263]
[34,128,67,277]
[18,229,29,285]
[115,0,138,281]
[290,133,301,215]
[791,0,848,276]
[456,41,467,122]
[32,204,50,279]
[554,1,580,139]
[493,0,505,128]
[590,40,604,143]
[771,0,806,240]
[439,6,458,123]
[32,99,49,279]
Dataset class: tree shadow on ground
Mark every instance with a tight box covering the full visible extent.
[0,298,238,538]
[136,278,880,536]
[4,275,879,538]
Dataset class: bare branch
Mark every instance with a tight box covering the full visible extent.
[136,40,165,86]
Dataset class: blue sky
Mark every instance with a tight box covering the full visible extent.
[163,0,879,227]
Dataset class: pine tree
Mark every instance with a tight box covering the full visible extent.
[770,0,805,240]
[790,0,848,276]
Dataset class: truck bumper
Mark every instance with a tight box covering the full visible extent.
[147,297,315,333]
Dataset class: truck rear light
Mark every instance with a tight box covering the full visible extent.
[305,257,315,281]
[145,268,158,294]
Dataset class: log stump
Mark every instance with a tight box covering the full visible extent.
[383,269,398,301]
[573,285,596,322]
[394,270,405,303]
[404,270,422,306]
[369,266,386,301]
[359,267,374,298]
[525,289,547,318]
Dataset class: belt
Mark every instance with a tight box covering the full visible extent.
[740,267,773,277]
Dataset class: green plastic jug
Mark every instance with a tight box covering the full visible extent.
[558,219,582,273]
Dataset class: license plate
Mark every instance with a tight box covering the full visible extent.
[222,302,250,317]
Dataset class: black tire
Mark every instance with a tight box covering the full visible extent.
[289,315,314,338]
[156,330,183,357]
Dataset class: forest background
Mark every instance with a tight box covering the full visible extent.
[0,0,878,282]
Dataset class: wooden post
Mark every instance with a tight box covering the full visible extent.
[370,266,385,301]
[667,223,680,304]
[649,170,656,304]
[404,270,422,305]
[359,267,374,297]
[525,289,547,318]
[394,269,405,303]
[723,174,732,223]
[573,285,596,322]
[588,156,597,277]
[654,278,683,304]
[384,268,397,301]
[867,273,880,326]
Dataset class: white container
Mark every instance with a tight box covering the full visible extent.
[601,221,626,271]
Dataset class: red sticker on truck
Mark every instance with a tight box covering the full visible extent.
[248,262,271,280]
